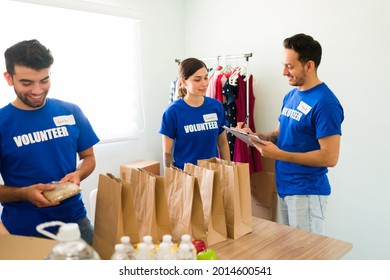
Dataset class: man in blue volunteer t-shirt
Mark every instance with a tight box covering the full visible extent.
[239,33,344,235]
[0,39,100,244]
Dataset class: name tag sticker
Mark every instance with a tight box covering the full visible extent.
[203,113,218,122]
[53,115,76,126]
[297,101,312,115]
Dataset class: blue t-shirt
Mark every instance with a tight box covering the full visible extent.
[159,97,226,169]
[276,83,344,197]
[0,98,100,236]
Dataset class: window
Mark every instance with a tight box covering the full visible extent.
[0,0,144,143]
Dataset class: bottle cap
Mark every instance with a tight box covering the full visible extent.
[121,236,130,243]
[162,234,172,243]
[181,234,191,242]
[143,235,152,243]
[57,223,81,241]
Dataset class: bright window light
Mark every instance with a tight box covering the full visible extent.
[0,0,144,143]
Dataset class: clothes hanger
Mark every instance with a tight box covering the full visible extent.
[229,67,241,86]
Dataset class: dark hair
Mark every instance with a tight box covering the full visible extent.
[4,39,54,76]
[177,58,207,98]
[283,33,322,69]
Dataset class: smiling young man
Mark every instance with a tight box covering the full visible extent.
[0,39,99,244]
[241,34,344,235]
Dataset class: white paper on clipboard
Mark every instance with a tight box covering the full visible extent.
[223,126,266,147]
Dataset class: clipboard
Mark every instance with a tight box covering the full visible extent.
[223,126,266,147]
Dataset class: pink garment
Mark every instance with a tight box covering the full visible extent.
[206,70,220,99]
[233,74,263,174]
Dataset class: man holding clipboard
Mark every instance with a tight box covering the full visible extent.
[223,125,265,147]
[235,34,344,235]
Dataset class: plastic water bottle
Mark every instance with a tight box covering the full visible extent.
[111,243,130,260]
[120,236,135,260]
[134,242,154,260]
[156,242,175,260]
[36,221,100,260]
[176,243,196,260]
[162,234,174,246]
[176,234,196,260]
[142,235,156,258]
[180,234,196,252]
[161,234,177,257]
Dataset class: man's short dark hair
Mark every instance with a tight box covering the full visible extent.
[4,39,54,76]
[283,33,322,69]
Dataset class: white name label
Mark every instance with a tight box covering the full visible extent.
[297,101,312,115]
[53,115,76,126]
[203,113,218,122]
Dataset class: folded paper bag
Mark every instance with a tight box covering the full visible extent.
[43,182,81,203]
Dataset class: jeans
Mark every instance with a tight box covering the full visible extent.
[76,216,94,245]
[279,195,328,235]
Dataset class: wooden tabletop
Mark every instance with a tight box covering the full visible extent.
[212,216,353,260]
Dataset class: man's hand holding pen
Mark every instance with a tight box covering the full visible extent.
[235,118,280,159]
[237,116,253,133]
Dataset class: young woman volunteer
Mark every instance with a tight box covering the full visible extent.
[159,58,230,170]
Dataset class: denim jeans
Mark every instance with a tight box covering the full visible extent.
[76,216,94,245]
[279,195,328,235]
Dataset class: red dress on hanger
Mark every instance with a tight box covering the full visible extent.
[233,74,263,174]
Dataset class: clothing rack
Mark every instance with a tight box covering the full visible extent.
[174,53,253,122]
[174,53,252,65]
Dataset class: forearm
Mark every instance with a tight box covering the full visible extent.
[217,132,231,161]
[218,141,230,161]
[256,130,279,144]
[163,152,174,168]
[75,155,96,182]
[275,149,337,167]
[0,222,10,235]
[162,135,174,168]
[0,185,27,203]
[0,183,57,208]
[273,135,340,167]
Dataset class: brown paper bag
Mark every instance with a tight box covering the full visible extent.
[164,167,207,243]
[198,158,252,239]
[125,168,171,243]
[184,163,227,246]
[93,173,140,260]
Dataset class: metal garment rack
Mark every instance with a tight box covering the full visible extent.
[175,53,253,122]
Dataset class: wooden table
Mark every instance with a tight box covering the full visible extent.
[213,217,353,260]
[1,217,352,260]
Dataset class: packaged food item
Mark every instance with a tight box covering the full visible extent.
[43,182,81,203]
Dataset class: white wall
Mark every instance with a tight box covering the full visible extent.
[3,0,389,260]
